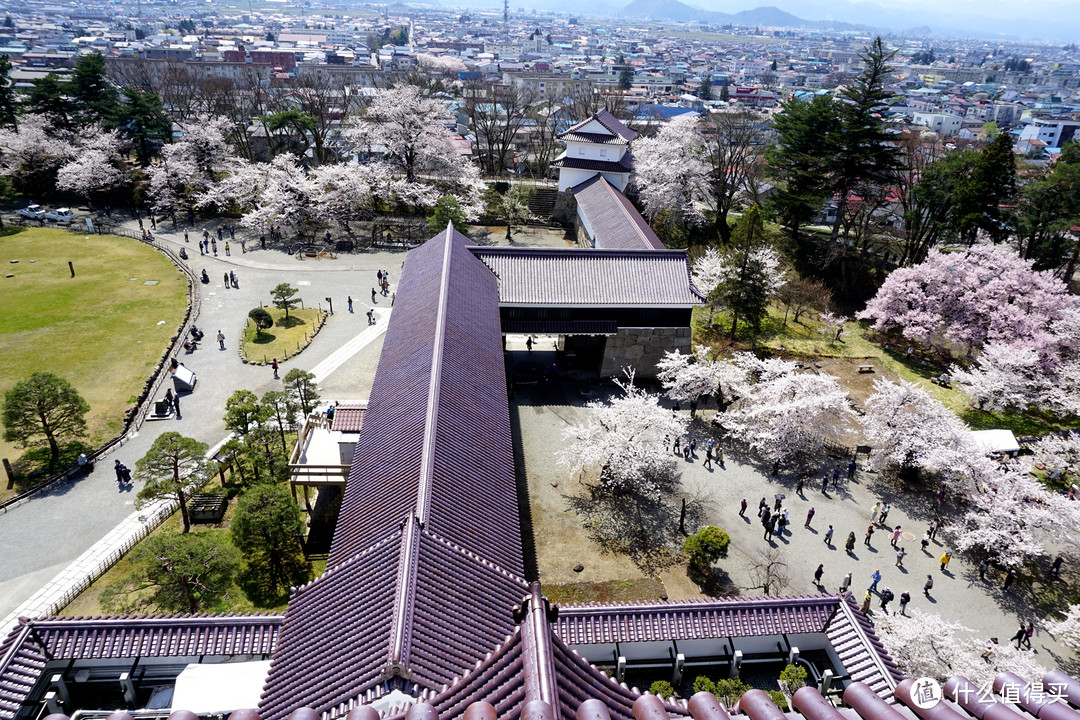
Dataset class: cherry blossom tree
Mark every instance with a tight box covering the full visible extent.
[818,311,848,342]
[416,54,467,74]
[858,246,1080,367]
[877,609,1046,685]
[559,371,688,497]
[1028,432,1080,479]
[1046,605,1080,650]
[722,354,854,462]
[859,378,972,478]
[146,114,236,216]
[632,114,711,226]
[199,156,319,238]
[691,248,725,324]
[55,128,125,206]
[0,114,78,198]
[348,84,484,218]
[656,345,748,412]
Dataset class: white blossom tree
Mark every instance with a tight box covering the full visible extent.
[146,114,236,217]
[859,378,972,478]
[0,114,78,198]
[416,53,468,74]
[655,345,748,412]
[1046,605,1080,650]
[632,114,711,226]
[691,248,726,324]
[559,371,688,497]
[946,457,1074,568]
[348,84,484,218]
[198,155,319,238]
[55,128,125,205]
[818,311,848,342]
[722,354,854,462]
[877,609,1046,685]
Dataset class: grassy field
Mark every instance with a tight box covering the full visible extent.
[0,227,188,494]
[242,307,325,366]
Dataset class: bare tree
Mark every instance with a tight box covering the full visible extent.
[465,80,536,176]
[701,110,768,243]
[746,546,790,595]
[524,87,564,179]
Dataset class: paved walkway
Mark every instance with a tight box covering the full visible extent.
[0,220,398,633]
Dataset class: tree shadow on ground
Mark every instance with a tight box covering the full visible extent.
[275,315,306,329]
[689,565,740,598]
[563,485,686,577]
[6,440,96,492]
[713,434,858,504]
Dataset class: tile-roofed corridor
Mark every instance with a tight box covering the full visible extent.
[1,225,1076,720]
[570,175,666,251]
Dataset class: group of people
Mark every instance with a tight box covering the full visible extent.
[669,434,724,470]
[113,459,133,487]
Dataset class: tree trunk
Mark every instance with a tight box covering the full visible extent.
[178,491,191,533]
[679,498,688,536]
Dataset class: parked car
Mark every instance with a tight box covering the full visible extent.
[16,204,46,219]
[44,208,75,224]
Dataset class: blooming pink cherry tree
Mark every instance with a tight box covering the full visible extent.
[147,115,235,216]
[559,371,688,497]
[1047,605,1080,650]
[56,128,124,205]
[722,354,854,462]
[632,114,711,226]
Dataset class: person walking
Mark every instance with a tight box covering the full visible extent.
[739,498,748,518]
[212,239,218,255]
[839,571,852,594]
[805,507,815,528]
[1004,568,1016,590]
[347,296,354,313]
[869,568,882,593]
[796,476,805,496]
[822,474,829,493]
[272,358,279,379]
[366,308,375,325]
[923,574,934,597]
[172,391,181,419]
[890,526,902,548]
[372,287,377,303]
[870,502,881,524]
[860,590,873,614]
[895,547,906,567]
[848,459,857,480]
[845,532,856,554]
[879,503,891,526]
[1012,623,1028,650]
[240,239,246,253]
[879,587,894,613]
[864,524,875,547]
[1022,621,1033,649]
[703,444,713,470]
[759,497,768,514]
[217,330,225,350]
[225,241,231,256]
[921,530,931,552]
[940,551,952,572]
[979,557,989,580]
[824,525,834,546]
[929,519,940,541]
[114,459,126,486]
[764,517,776,541]
[716,444,724,468]
[899,591,911,616]
[833,465,841,484]
[814,564,824,588]
[1051,554,1064,578]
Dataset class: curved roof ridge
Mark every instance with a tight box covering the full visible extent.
[557,593,840,613]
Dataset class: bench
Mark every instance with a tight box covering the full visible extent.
[857,365,874,373]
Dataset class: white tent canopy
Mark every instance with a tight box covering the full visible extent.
[170,660,271,713]
[967,429,1020,454]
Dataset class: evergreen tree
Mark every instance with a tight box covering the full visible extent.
[766,94,841,244]
[26,74,76,132]
[70,52,119,126]
[952,132,1016,245]
[2,373,89,471]
[231,484,310,593]
[713,206,785,340]
[699,76,711,100]
[618,65,634,90]
[116,87,172,165]
[720,77,729,102]
[0,54,17,130]
[829,36,901,245]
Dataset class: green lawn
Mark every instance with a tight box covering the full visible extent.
[241,307,325,366]
[0,227,188,493]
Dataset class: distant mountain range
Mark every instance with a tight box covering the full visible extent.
[429,0,1080,42]
[617,0,863,31]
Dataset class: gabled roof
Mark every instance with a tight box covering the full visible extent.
[570,175,665,251]
[0,614,282,720]
[559,110,638,143]
[259,226,527,720]
[469,248,707,308]
[330,404,366,433]
[560,131,629,146]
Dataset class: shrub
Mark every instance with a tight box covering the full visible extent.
[693,676,716,694]
[768,690,790,710]
[248,308,273,337]
[684,526,731,571]
[713,678,750,706]
[779,663,807,695]
[649,680,675,698]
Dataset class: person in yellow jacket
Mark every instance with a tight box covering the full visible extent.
[940,551,952,571]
